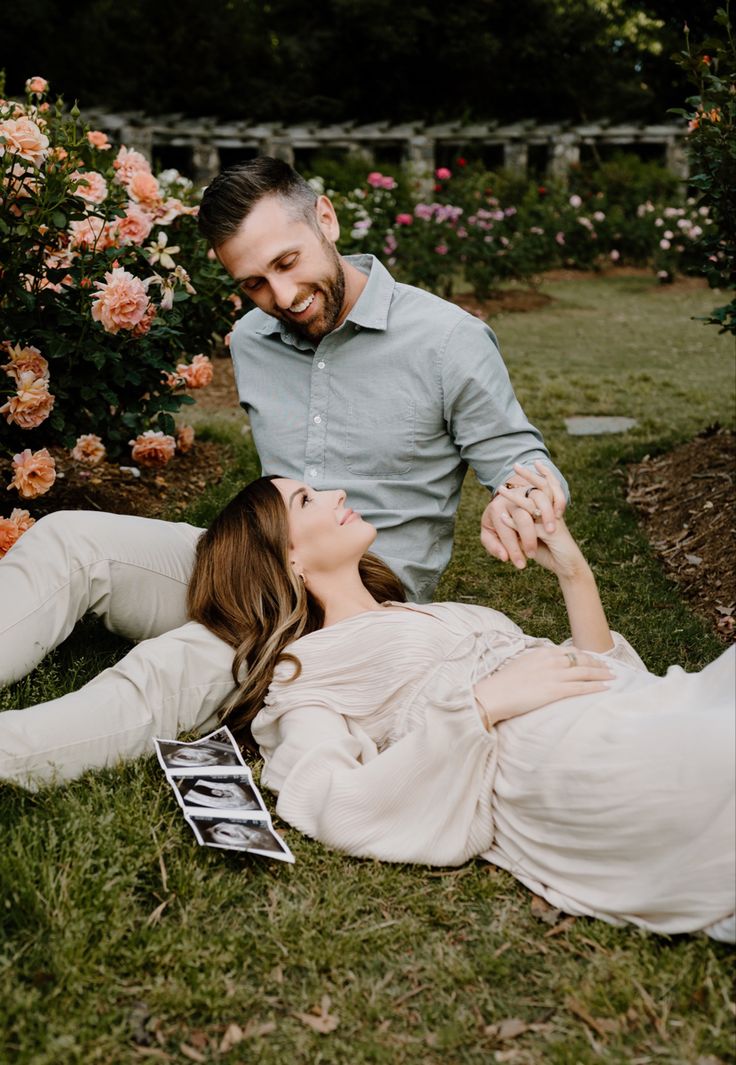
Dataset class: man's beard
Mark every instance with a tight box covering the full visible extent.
[279,245,346,343]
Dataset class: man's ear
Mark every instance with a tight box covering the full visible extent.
[316,195,340,243]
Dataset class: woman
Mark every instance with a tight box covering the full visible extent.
[187,464,735,941]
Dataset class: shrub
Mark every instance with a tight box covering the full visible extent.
[671,7,736,333]
[0,75,239,528]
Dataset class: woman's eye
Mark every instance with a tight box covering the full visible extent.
[301,493,311,507]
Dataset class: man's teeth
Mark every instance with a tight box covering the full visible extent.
[291,293,315,314]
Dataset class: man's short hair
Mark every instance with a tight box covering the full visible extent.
[198,156,318,249]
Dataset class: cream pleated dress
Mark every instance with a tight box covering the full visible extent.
[252,602,735,940]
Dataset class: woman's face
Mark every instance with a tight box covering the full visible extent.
[273,478,376,577]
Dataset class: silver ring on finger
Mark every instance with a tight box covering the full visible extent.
[524,486,540,499]
[565,651,578,667]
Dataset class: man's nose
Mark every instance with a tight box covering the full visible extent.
[270,275,299,311]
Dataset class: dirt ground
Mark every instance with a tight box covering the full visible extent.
[3,281,732,642]
[627,426,735,642]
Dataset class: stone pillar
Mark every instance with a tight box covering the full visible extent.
[548,134,580,182]
[192,139,221,184]
[504,140,528,175]
[665,135,690,182]
[405,135,435,197]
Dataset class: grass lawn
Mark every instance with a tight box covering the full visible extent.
[1,274,734,1065]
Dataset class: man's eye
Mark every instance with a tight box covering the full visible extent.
[242,279,262,292]
[280,255,297,270]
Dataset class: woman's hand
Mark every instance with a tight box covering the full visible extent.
[495,463,587,580]
[474,645,614,727]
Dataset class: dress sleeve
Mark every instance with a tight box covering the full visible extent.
[439,314,568,497]
[254,695,497,867]
[561,631,648,672]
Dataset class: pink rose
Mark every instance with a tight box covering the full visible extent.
[1,342,48,382]
[127,170,161,208]
[113,146,151,187]
[367,172,385,188]
[71,433,106,466]
[113,204,154,246]
[568,194,582,208]
[70,169,108,205]
[434,243,448,255]
[176,424,195,453]
[91,267,150,334]
[25,76,49,95]
[0,371,55,429]
[69,215,117,250]
[0,116,50,167]
[129,430,176,467]
[610,249,620,262]
[395,213,413,226]
[87,130,111,150]
[175,353,213,389]
[8,448,56,498]
[435,167,452,180]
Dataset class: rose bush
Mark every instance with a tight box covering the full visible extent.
[0,75,240,552]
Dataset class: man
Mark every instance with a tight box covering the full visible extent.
[0,158,566,786]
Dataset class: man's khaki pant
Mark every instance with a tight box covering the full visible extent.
[0,511,237,787]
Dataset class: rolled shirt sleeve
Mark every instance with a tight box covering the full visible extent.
[440,314,569,498]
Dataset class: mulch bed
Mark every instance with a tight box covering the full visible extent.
[1,440,231,523]
[626,426,735,642]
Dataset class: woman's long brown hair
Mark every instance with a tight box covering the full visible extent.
[187,476,406,749]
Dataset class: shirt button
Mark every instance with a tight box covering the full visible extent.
[314,415,322,424]
[317,361,325,369]
[309,468,317,478]
[354,325,361,332]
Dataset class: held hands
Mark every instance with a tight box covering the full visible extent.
[474,645,614,727]
[481,462,584,578]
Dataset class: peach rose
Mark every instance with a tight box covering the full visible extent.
[113,146,151,187]
[91,267,150,334]
[10,507,35,533]
[176,353,213,389]
[129,430,176,467]
[70,169,108,205]
[0,116,50,167]
[113,204,154,246]
[71,433,106,466]
[127,170,161,208]
[152,197,197,225]
[25,76,49,95]
[0,507,37,556]
[87,130,111,150]
[0,371,55,429]
[175,424,195,453]
[0,517,20,557]
[131,304,157,337]
[69,215,117,250]
[1,342,49,382]
[8,448,56,498]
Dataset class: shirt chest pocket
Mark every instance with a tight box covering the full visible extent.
[345,399,416,477]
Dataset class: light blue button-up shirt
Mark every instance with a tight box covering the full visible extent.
[229,254,565,601]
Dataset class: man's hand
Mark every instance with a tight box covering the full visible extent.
[480,462,566,568]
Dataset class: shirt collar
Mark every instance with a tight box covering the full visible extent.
[254,254,394,344]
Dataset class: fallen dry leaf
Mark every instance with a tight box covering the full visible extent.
[294,994,339,1035]
[566,997,619,1038]
[544,915,576,938]
[145,898,171,927]
[485,1018,529,1041]
[178,1043,207,1063]
[219,1023,244,1053]
[530,894,562,925]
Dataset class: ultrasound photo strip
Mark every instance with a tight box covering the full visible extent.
[154,726,247,777]
[172,773,270,821]
[187,813,295,863]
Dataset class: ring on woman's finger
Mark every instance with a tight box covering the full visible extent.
[532,508,542,519]
[565,651,578,667]
[524,486,540,498]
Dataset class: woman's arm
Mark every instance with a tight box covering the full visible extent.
[495,462,614,654]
